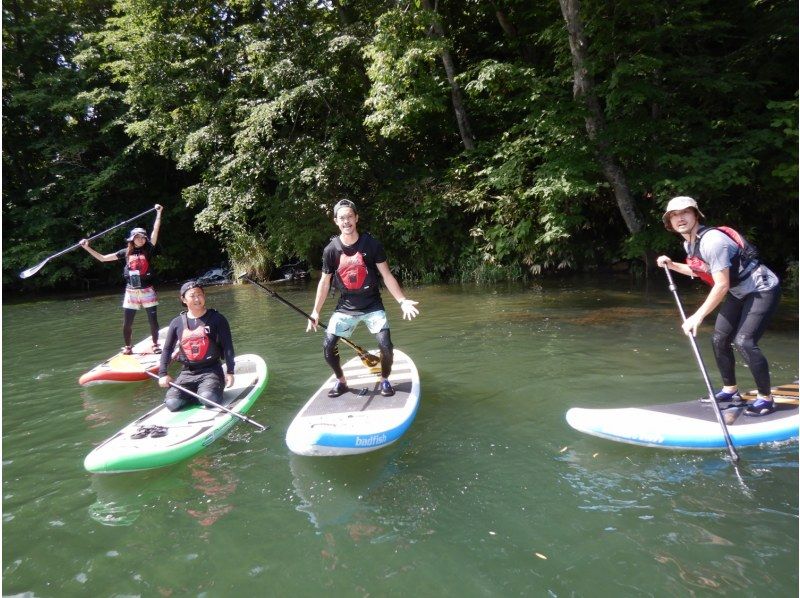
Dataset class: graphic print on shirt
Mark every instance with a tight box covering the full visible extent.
[179,313,218,365]
[337,251,369,291]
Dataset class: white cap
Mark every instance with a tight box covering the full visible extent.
[662,196,705,231]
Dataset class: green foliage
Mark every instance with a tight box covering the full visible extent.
[3,0,797,293]
[363,8,448,141]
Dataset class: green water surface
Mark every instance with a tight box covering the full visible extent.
[3,276,798,596]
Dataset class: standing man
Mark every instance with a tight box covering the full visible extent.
[306,199,420,398]
[158,281,236,411]
[656,196,781,416]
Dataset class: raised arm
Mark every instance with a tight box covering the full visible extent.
[150,204,164,246]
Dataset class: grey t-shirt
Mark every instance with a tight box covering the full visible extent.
[684,229,779,298]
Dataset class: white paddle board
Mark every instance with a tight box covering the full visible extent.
[286,349,420,456]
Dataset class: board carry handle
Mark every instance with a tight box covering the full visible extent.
[239,274,381,368]
[143,370,268,432]
[662,265,741,463]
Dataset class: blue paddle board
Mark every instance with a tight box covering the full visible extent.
[286,349,420,456]
[566,383,798,450]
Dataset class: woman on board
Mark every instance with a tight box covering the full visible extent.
[80,204,164,355]
[656,196,781,416]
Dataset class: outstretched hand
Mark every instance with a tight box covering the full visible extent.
[399,299,419,320]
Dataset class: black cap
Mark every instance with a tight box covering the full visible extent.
[180,280,203,297]
[333,199,357,216]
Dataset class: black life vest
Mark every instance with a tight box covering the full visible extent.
[685,226,760,286]
[332,235,379,294]
[179,311,220,367]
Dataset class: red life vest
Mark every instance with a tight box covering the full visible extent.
[685,226,759,286]
[179,313,217,366]
[127,253,150,277]
[124,245,154,288]
[333,236,378,294]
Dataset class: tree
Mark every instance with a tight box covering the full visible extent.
[558,0,643,236]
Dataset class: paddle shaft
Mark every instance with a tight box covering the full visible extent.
[663,265,740,462]
[19,206,158,279]
[145,371,267,432]
[239,274,380,366]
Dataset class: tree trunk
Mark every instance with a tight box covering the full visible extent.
[421,0,475,150]
[558,0,644,235]
[493,6,535,63]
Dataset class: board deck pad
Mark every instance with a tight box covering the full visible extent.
[286,349,420,456]
[79,327,171,386]
[566,382,798,450]
[84,354,268,473]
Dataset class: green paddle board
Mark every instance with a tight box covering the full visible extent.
[84,354,268,473]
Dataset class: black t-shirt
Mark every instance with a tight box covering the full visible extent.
[321,232,387,314]
[115,242,160,288]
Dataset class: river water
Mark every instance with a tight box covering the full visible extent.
[3,276,798,596]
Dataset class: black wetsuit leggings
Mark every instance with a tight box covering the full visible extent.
[711,286,781,396]
[323,329,393,379]
[123,307,160,347]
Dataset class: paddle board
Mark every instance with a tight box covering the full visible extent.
[79,327,171,386]
[84,354,268,473]
[286,349,420,456]
[565,383,799,450]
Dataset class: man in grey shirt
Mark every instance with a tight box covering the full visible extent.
[657,196,781,416]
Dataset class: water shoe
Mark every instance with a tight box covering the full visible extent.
[328,381,349,397]
[744,397,775,417]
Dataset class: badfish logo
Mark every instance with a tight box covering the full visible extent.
[355,433,386,447]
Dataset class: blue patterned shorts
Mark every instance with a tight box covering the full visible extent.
[327,310,388,339]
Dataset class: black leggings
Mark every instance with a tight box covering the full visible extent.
[711,286,781,396]
[122,307,160,347]
[323,328,393,379]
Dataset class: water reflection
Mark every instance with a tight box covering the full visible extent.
[555,444,798,595]
[88,455,242,528]
[289,451,397,530]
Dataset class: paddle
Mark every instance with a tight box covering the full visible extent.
[19,206,158,279]
[141,371,268,432]
[239,273,381,368]
[662,265,740,463]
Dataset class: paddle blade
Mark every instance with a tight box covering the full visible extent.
[360,352,381,368]
[19,259,48,279]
